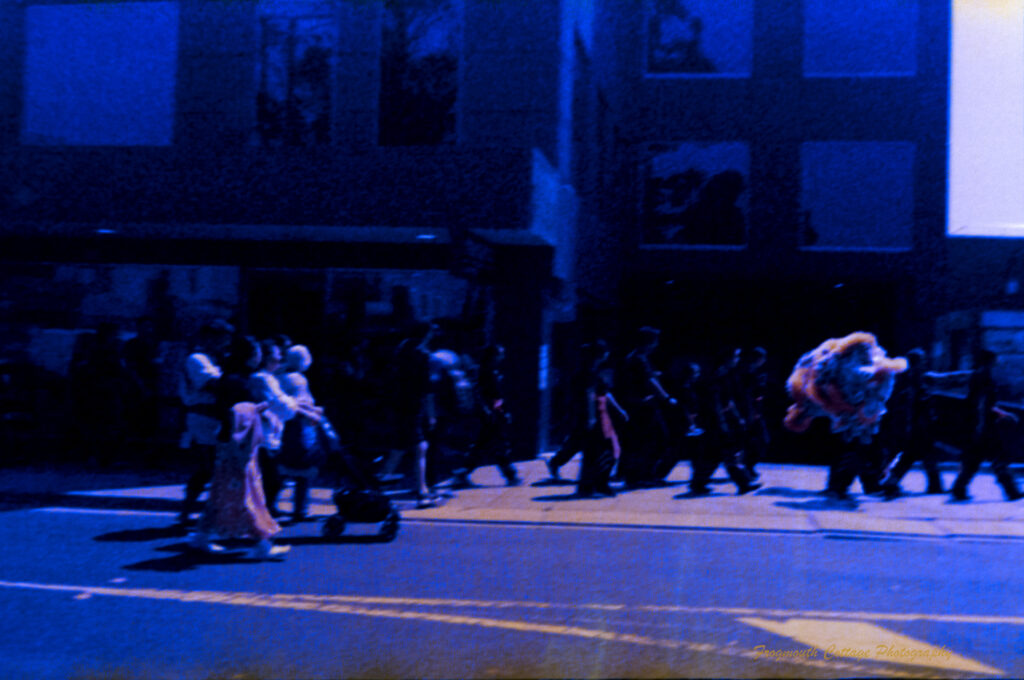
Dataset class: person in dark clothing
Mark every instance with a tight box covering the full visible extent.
[459,344,521,487]
[69,322,127,467]
[389,322,440,507]
[739,346,770,480]
[547,339,611,482]
[559,342,627,496]
[122,316,162,456]
[824,438,886,502]
[948,350,1022,502]
[178,319,234,525]
[618,327,676,487]
[880,348,944,498]
[686,360,760,496]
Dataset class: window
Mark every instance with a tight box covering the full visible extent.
[379,0,460,145]
[800,142,914,250]
[804,0,918,77]
[645,0,753,77]
[642,142,749,246]
[22,2,179,146]
[256,1,336,146]
[948,0,1024,237]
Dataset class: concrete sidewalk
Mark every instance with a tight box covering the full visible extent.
[25,455,1024,540]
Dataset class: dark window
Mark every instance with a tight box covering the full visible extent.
[379,0,459,146]
[804,0,918,76]
[800,142,914,249]
[22,2,178,146]
[646,0,752,76]
[257,3,335,146]
[642,142,750,246]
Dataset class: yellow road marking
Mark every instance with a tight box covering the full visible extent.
[739,617,1003,676]
[268,591,1024,628]
[0,580,938,678]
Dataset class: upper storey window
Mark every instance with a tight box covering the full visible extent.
[256,1,337,146]
[642,142,749,247]
[22,2,179,146]
[800,142,914,250]
[645,0,753,77]
[803,0,918,77]
[379,0,460,145]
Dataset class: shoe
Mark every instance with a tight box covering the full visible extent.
[595,487,616,498]
[950,489,971,502]
[546,458,561,481]
[505,476,523,487]
[737,482,762,496]
[925,484,945,495]
[882,484,901,501]
[188,533,225,554]
[688,486,711,497]
[250,540,289,561]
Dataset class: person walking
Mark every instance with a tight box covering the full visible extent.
[575,342,627,497]
[458,344,522,487]
[278,344,325,522]
[618,327,676,487]
[948,350,1023,502]
[685,360,760,496]
[880,348,944,498]
[249,338,301,517]
[388,322,441,507]
[189,335,290,560]
[178,319,233,525]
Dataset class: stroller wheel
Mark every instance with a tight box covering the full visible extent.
[379,510,400,541]
[322,515,347,537]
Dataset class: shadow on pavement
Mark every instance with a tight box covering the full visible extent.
[94,525,189,542]
[531,478,576,488]
[531,492,587,502]
[775,499,860,512]
[0,490,180,514]
[673,490,731,500]
[123,543,266,572]
[753,486,823,498]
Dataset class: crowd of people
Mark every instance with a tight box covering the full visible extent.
[64,315,1024,558]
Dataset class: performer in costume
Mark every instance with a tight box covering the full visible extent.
[784,332,908,500]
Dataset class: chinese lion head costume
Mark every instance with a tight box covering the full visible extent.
[784,332,908,443]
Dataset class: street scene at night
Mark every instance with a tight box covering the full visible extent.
[4,0,1024,678]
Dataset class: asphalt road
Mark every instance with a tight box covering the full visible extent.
[1,504,1022,679]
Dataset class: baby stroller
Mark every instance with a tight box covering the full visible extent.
[319,418,400,541]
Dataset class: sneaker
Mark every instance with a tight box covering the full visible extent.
[687,486,712,497]
[882,484,901,501]
[250,540,289,561]
[950,489,971,502]
[737,482,762,496]
[415,494,440,509]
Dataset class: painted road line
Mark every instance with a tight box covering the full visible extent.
[738,617,1003,676]
[0,580,925,678]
